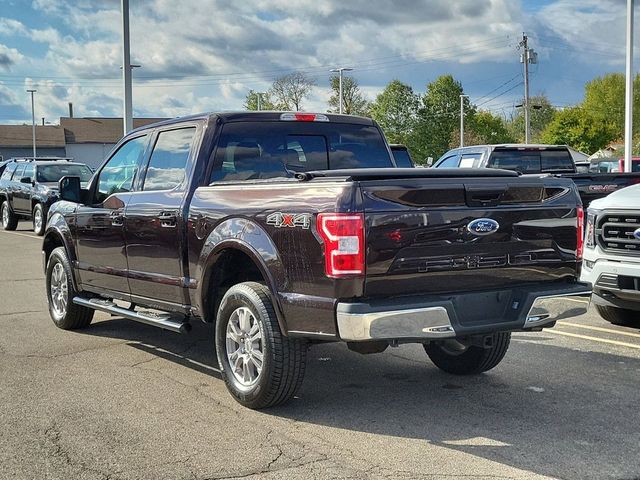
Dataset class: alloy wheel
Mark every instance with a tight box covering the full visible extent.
[50,262,68,316]
[225,306,265,387]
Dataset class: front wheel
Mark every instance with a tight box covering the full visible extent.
[215,282,307,409]
[424,332,511,375]
[46,247,94,330]
[1,202,17,231]
[33,203,45,236]
[595,305,639,327]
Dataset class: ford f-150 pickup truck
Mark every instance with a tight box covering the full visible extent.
[42,112,591,409]
[433,144,640,207]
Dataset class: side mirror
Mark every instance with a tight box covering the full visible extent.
[59,176,81,203]
[20,176,32,184]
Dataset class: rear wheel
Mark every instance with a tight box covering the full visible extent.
[215,282,307,409]
[424,332,511,375]
[46,247,94,330]
[1,201,17,231]
[33,203,45,236]
[595,305,639,327]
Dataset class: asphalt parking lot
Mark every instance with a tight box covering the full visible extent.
[1,224,639,480]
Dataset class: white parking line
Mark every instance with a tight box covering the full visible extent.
[558,321,640,339]
[548,329,640,350]
[0,231,39,240]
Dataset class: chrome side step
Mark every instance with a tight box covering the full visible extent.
[72,297,190,333]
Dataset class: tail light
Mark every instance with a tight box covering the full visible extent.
[576,206,584,260]
[280,113,329,122]
[317,213,365,277]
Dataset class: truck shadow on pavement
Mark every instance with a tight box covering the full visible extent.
[80,319,640,480]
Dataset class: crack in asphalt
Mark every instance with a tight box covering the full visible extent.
[5,341,126,359]
[44,422,121,480]
[0,310,45,317]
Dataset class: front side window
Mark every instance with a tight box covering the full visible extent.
[96,136,147,203]
[143,127,195,191]
[437,155,459,168]
[22,164,35,180]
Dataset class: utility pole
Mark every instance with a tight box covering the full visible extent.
[460,94,469,147]
[27,89,36,158]
[625,0,635,172]
[257,92,262,111]
[330,67,353,114]
[519,33,537,144]
[121,0,132,135]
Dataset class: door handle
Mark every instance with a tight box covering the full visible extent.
[158,211,177,228]
[110,210,124,227]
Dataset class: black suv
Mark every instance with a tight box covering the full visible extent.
[0,158,92,235]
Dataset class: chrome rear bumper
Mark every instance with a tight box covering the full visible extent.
[337,286,591,342]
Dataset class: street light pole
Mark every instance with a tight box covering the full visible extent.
[121,0,133,135]
[27,89,36,158]
[257,92,262,111]
[329,67,353,114]
[460,94,469,147]
[625,0,635,172]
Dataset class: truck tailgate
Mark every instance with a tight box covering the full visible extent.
[361,176,579,297]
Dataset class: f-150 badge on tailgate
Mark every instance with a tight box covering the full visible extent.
[467,218,499,236]
[266,212,311,229]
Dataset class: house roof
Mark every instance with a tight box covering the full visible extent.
[0,125,66,148]
[60,117,168,144]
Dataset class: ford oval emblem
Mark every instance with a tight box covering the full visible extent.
[634,228,640,240]
[467,218,500,236]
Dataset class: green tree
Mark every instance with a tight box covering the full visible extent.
[369,79,419,149]
[581,72,640,140]
[411,75,473,161]
[327,74,370,115]
[540,106,615,154]
[507,95,556,143]
[449,110,515,149]
[244,90,276,111]
[268,72,316,111]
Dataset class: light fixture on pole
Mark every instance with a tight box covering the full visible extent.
[329,67,353,114]
[459,94,469,147]
[27,89,36,158]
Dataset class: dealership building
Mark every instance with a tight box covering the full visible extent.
[0,117,166,168]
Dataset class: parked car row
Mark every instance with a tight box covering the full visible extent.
[0,157,93,235]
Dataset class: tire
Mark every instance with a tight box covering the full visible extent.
[595,305,639,327]
[33,203,45,236]
[424,332,511,375]
[46,247,94,330]
[1,201,17,231]
[215,281,307,409]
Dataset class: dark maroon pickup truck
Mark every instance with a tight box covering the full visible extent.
[42,112,591,409]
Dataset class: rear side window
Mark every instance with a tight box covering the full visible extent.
[12,164,25,180]
[143,127,195,191]
[210,121,393,182]
[459,153,482,168]
[1,163,16,180]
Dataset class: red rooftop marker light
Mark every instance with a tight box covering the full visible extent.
[280,113,329,122]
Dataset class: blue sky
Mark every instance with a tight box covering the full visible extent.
[0,0,634,124]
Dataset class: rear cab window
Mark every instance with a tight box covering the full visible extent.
[210,121,393,182]
[488,148,575,174]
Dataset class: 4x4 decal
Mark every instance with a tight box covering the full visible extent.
[266,212,311,229]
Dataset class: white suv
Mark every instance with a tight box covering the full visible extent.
[581,184,640,325]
